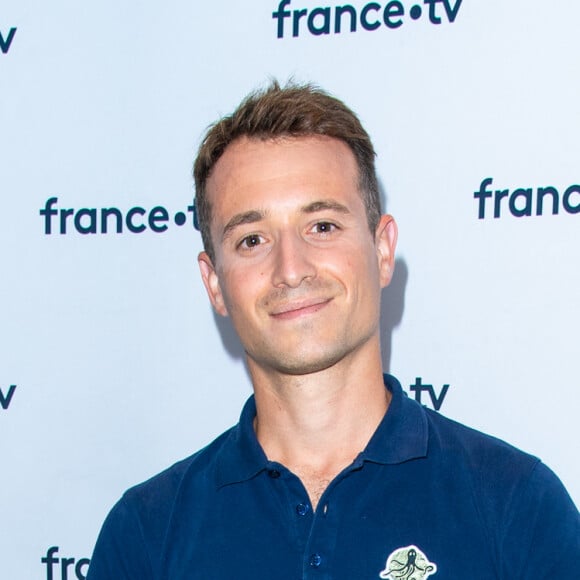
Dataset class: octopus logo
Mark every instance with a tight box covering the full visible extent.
[379,545,437,580]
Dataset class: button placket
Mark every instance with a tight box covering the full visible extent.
[302,470,355,577]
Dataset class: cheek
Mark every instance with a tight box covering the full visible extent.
[336,249,373,279]
[351,253,381,294]
[220,270,261,315]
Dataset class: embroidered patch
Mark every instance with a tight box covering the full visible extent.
[379,545,437,580]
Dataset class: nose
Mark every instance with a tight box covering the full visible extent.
[270,232,316,288]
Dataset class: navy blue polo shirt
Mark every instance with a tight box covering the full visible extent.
[87,375,579,579]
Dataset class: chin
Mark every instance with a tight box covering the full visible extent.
[250,345,351,377]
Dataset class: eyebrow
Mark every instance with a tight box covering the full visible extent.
[222,210,265,242]
[301,199,351,215]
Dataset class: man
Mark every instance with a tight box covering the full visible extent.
[87,82,578,579]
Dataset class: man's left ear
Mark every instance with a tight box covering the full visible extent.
[375,214,398,288]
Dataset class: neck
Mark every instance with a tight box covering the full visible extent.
[249,341,389,498]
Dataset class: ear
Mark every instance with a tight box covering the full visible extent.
[375,214,398,288]
[198,252,229,317]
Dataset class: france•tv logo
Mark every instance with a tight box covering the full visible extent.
[410,377,450,411]
[39,197,198,235]
[0,26,16,54]
[42,547,90,580]
[474,177,580,219]
[272,0,463,38]
[0,384,16,410]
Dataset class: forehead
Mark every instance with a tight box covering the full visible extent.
[206,135,361,218]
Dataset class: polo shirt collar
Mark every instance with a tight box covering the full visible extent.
[215,373,428,488]
[360,373,428,465]
[215,394,268,488]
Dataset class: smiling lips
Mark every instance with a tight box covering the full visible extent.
[269,298,332,320]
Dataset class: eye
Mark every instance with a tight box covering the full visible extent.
[311,221,338,234]
[238,233,263,250]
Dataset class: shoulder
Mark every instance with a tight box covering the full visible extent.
[87,426,240,579]
[121,425,236,516]
[421,406,550,509]
[423,406,540,478]
[423,406,578,532]
[421,406,579,571]
[88,426,237,579]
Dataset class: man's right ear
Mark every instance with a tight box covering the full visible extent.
[197,252,229,317]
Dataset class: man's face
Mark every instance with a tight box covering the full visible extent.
[198,136,397,378]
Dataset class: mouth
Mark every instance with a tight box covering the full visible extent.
[269,297,332,320]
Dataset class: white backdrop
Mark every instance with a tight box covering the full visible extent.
[1,1,578,578]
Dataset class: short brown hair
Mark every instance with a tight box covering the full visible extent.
[193,81,381,262]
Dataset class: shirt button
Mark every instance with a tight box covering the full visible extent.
[295,503,309,516]
[309,553,322,568]
[268,469,281,479]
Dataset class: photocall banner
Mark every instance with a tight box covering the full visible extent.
[1,1,578,577]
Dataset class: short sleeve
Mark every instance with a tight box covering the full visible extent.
[501,461,579,579]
